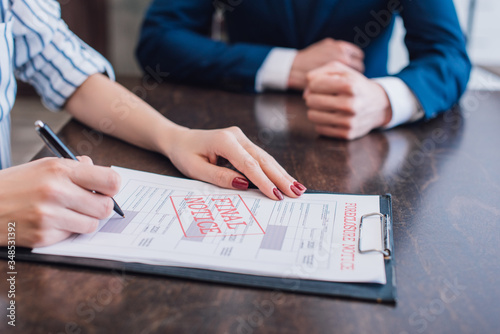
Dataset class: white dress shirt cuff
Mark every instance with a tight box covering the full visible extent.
[255,47,298,92]
[373,77,424,129]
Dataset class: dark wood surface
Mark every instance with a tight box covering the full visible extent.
[2,81,499,333]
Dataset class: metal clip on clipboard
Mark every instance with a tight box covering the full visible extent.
[358,212,392,259]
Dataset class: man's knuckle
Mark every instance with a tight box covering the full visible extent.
[337,53,349,63]
[324,37,335,45]
[343,82,354,95]
[329,60,341,69]
[313,93,325,104]
[338,43,348,52]
[343,98,355,112]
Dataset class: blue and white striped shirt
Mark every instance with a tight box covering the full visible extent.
[0,0,114,169]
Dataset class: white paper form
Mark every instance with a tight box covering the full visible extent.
[33,167,387,284]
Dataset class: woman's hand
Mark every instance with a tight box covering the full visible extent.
[0,157,120,247]
[164,126,306,200]
[65,74,305,200]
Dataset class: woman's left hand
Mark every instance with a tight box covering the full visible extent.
[164,126,306,200]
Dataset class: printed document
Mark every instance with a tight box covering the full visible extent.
[33,167,387,284]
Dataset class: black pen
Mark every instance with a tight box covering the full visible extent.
[35,120,125,218]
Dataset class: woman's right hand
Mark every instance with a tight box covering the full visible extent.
[0,157,121,247]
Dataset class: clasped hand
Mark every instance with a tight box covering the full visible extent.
[0,157,120,247]
[289,38,393,140]
[304,61,392,140]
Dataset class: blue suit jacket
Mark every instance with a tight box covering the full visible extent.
[137,0,471,120]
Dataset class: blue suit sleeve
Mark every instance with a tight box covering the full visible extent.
[136,0,272,92]
[395,0,471,119]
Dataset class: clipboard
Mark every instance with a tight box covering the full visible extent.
[1,193,396,303]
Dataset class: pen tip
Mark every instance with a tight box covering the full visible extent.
[121,215,126,218]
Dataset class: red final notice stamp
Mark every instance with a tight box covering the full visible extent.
[170,194,265,238]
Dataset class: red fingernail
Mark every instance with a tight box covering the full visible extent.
[232,177,249,190]
[273,188,284,201]
[294,181,307,192]
[290,185,302,196]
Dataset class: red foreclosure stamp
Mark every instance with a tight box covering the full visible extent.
[170,194,265,238]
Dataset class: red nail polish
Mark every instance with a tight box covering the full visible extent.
[273,188,284,201]
[290,185,302,196]
[232,177,249,190]
[294,181,307,192]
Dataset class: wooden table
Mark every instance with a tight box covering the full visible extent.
[1,81,499,333]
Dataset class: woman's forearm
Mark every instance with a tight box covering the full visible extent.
[65,73,185,156]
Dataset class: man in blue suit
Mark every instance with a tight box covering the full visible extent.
[137,0,471,140]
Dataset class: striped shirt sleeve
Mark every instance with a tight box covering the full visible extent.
[0,113,11,169]
[11,0,115,111]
